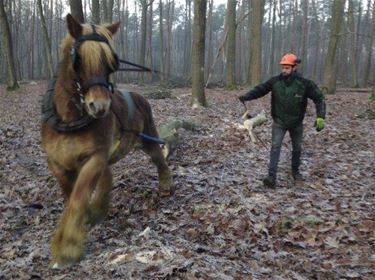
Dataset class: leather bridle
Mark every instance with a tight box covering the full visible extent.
[70,25,118,105]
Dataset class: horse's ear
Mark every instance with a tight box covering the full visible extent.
[106,21,121,35]
[67,14,82,39]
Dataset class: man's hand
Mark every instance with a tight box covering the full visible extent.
[315,117,325,131]
[238,95,247,103]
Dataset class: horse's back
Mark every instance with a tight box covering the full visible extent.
[111,89,153,128]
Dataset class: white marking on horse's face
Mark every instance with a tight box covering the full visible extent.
[84,87,111,118]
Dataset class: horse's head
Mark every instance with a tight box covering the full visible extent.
[62,14,120,119]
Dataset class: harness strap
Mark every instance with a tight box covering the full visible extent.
[42,75,95,133]
[120,91,135,123]
[111,91,165,145]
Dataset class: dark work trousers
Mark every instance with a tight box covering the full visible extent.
[268,122,303,177]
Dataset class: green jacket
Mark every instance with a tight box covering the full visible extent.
[243,71,326,128]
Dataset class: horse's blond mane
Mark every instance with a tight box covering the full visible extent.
[60,24,117,73]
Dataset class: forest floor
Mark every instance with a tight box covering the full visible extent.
[0,82,374,280]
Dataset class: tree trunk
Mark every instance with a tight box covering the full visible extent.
[225,0,236,89]
[364,0,375,87]
[205,0,213,82]
[159,0,165,84]
[69,0,84,23]
[311,0,320,81]
[92,0,100,23]
[236,0,245,84]
[322,0,345,95]
[191,0,207,108]
[267,0,276,76]
[37,0,53,79]
[183,0,192,77]
[106,0,114,22]
[225,0,237,89]
[146,0,153,82]
[247,0,265,87]
[123,0,129,82]
[138,0,148,83]
[0,0,19,91]
[166,0,174,80]
[348,0,359,87]
[299,0,309,74]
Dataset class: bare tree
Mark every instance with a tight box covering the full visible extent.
[146,0,153,82]
[322,0,345,95]
[364,0,375,87]
[37,0,53,79]
[138,0,153,83]
[299,0,309,74]
[225,0,236,88]
[267,0,277,77]
[165,0,175,79]
[159,0,165,84]
[205,0,213,81]
[92,0,100,23]
[0,0,19,91]
[348,0,359,87]
[183,0,192,77]
[106,0,114,22]
[69,0,84,23]
[191,0,207,108]
[247,0,265,87]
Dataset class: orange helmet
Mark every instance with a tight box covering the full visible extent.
[280,53,300,66]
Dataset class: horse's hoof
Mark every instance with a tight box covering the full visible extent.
[50,262,64,270]
[158,184,174,197]
[159,190,172,197]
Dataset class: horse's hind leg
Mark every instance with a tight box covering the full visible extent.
[142,141,173,197]
[87,167,112,226]
[51,154,107,268]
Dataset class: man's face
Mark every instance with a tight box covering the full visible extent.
[281,65,294,76]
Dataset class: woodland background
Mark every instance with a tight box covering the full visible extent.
[1,0,375,94]
[0,0,375,279]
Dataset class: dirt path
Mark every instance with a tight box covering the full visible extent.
[0,82,374,279]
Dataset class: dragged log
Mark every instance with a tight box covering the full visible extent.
[239,110,267,143]
[158,120,197,158]
[143,88,176,99]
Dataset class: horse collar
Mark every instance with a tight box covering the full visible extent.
[42,76,95,132]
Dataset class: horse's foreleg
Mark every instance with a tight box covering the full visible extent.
[142,143,173,197]
[51,154,106,268]
[87,167,112,226]
[48,160,75,199]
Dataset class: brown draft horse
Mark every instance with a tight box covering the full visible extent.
[41,14,173,268]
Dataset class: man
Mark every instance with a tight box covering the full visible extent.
[239,53,326,187]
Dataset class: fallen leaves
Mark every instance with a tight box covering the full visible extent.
[0,84,374,278]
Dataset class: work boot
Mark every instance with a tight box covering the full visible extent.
[263,175,276,188]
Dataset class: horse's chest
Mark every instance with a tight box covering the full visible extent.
[44,133,100,169]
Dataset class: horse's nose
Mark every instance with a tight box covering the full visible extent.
[96,108,106,118]
[88,102,96,113]
[87,101,109,118]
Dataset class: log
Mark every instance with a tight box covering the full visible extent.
[336,88,371,93]
[241,110,267,143]
[158,120,197,158]
[143,89,176,99]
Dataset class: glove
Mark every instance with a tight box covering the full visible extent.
[315,117,325,132]
[238,95,247,103]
